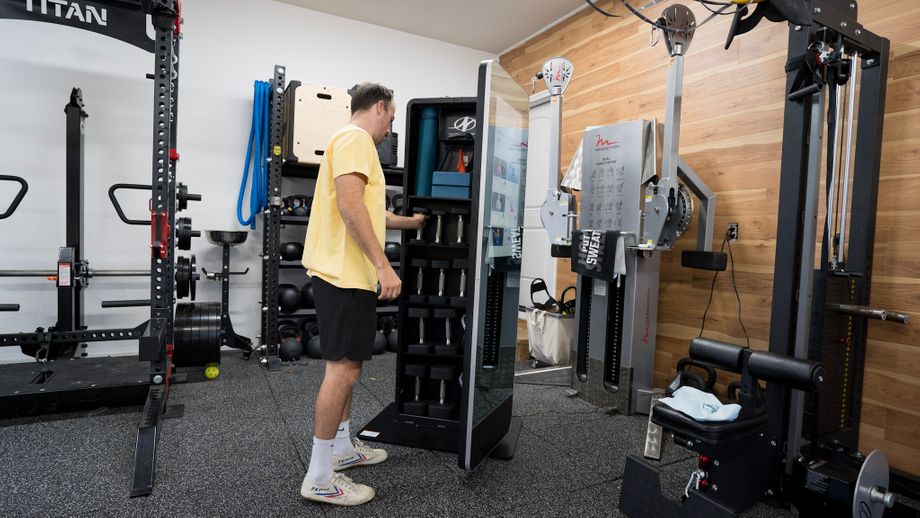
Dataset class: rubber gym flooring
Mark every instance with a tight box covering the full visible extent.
[0,352,790,517]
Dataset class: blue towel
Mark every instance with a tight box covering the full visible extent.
[659,386,741,422]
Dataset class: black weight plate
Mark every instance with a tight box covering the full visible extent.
[189,255,197,301]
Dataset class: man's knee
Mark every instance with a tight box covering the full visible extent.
[324,359,362,386]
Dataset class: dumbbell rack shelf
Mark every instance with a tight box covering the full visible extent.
[361,97,479,450]
[259,72,406,370]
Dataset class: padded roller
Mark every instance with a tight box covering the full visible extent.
[747,351,824,392]
[431,260,451,269]
[430,364,458,380]
[434,308,460,319]
[404,363,428,377]
[408,308,431,318]
[689,337,745,373]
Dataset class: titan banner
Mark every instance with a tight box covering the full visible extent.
[0,0,154,52]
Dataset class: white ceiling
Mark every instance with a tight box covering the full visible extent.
[275,0,587,54]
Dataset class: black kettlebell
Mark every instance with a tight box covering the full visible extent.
[278,320,302,361]
[280,242,304,262]
[304,322,322,359]
[373,322,387,355]
[278,284,301,313]
[301,281,315,309]
[384,242,400,262]
[390,194,404,215]
[386,325,398,352]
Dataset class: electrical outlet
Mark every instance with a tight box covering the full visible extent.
[728,223,739,242]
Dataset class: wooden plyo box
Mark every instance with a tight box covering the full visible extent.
[283,81,351,165]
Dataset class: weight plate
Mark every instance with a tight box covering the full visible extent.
[189,254,197,301]
[176,256,190,299]
[177,217,193,251]
[854,450,894,518]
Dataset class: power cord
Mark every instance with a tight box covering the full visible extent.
[698,229,751,348]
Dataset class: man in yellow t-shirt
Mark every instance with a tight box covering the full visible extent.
[299,83,426,507]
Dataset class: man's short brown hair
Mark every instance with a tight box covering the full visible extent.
[349,82,394,114]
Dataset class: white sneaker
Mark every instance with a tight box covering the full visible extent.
[333,438,389,471]
[300,472,375,506]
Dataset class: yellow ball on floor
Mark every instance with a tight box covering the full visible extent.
[204,363,220,380]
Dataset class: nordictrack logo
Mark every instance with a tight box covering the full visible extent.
[25,0,108,26]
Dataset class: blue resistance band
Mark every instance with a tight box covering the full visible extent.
[237,80,271,228]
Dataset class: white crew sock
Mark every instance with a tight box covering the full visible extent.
[333,420,355,456]
[306,437,335,483]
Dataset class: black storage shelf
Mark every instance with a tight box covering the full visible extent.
[408,195,471,205]
[260,69,405,369]
[282,162,405,187]
[390,97,478,429]
[407,242,469,250]
[400,351,463,360]
[280,305,398,318]
[280,216,309,225]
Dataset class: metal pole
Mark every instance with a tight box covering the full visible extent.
[837,51,860,266]
[0,269,150,277]
[786,87,826,473]
[826,82,843,265]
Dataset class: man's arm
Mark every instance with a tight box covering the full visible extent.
[334,173,401,300]
[386,211,427,230]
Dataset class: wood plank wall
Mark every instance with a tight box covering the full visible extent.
[501,0,920,474]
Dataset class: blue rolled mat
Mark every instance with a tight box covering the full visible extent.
[414,107,438,196]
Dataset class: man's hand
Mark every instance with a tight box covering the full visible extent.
[377,263,402,300]
[385,211,429,230]
[409,212,428,230]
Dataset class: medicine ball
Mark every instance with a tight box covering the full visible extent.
[278,284,301,313]
[280,242,303,262]
[384,242,400,262]
[301,281,315,309]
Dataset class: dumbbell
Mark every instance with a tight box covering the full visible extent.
[429,259,451,305]
[401,363,429,416]
[408,259,429,304]
[409,207,430,243]
[449,258,468,307]
[407,308,432,354]
[428,364,458,419]
[432,210,447,244]
[433,308,461,356]
[451,207,470,245]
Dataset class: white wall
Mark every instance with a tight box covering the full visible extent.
[0,0,495,362]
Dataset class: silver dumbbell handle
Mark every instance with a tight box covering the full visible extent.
[435,214,444,243]
[439,380,447,405]
[459,269,467,297]
[457,215,465,243]
[438,268,446,297]
[418,317,426,344]
[445,317,452,346]
[414,377,422,402]
[416,267,424,295]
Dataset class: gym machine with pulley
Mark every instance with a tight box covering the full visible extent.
[619,1,916,516]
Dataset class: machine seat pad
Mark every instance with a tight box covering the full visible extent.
[651,402,768,445]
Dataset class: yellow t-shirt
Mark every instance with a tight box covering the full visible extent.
[302,124,386,291]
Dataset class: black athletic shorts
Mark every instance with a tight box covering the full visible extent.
[311,276,377,362]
